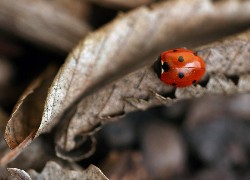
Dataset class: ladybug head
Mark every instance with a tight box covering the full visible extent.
[153,55,161,78]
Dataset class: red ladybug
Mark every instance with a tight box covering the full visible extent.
[154,48,206,87]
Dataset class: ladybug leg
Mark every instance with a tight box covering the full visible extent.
[192,80,197,86]
[194,50,201,56]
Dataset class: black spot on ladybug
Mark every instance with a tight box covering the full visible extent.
[178,72,184,79]
[192,80,197,84]
[173,49,178,52]
[162,62,170,72]
[172,83,177,86]
[178,56,184,62]
[153,55,161,78]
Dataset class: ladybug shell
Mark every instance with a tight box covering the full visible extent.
[154,48,206,87]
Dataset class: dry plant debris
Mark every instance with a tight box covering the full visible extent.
[4,0,250,160]
[5,66,58,149]
[54,30,250,160]
[28,161,108,180]
[0,0,250,179]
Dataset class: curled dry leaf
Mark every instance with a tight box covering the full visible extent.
[0,0,91,51]
[44,0,249,159]
[5,66,58,149]
[28,161,108,180]
[55,28,250,160]
[48,0,250,123]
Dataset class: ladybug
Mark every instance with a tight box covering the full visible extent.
[154,48,206,87]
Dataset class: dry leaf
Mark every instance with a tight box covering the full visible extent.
[46,0,250,134]
[0,0,91,51]
[42,0,250,159]
[48,0,250,125]
[7,168,32,180]
[55,29,250,160]
[5,66,57,149]
[28,161,108,180]
[4,0,250,160]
